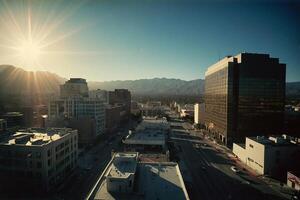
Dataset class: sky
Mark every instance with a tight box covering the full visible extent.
[0,0,299,82]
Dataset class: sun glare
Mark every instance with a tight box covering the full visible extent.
[18,40,41,64]
[0,0,87,70]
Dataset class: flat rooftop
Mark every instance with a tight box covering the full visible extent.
[93,162,189,200]
[248,135,299,147]
[123,118,169,146]
[0,128,74,146]
[107,153,137,178]
[124,130,165,145]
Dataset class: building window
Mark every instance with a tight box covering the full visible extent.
[37,162,42,168]
[249,144,254,148]
[36,152,41,159]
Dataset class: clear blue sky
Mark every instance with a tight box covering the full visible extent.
[0,0,299,81]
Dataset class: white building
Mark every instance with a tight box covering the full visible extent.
[194,103,205,124]
[106,153,138,193]
[0,128,78,191]
[49,97,106,136]
[88,152,189,200]
[233,135,300,177]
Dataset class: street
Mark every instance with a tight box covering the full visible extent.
[169,113,289,200]
[56,124,132,200]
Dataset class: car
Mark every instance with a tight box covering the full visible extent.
[203,143,208,147]
[230,166,240,173]
[201,166,206,170]
[242,181,250,185]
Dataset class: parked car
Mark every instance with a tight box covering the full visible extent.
[230,166,240,173]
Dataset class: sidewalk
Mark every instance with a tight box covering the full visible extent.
[197,129,296,199]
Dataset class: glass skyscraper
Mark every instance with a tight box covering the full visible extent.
[204,53,286,146]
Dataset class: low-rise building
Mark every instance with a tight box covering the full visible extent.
[194,103,205,125]
[233,135,300,178]
[1,112,24,128]
[0,128,78,191]
[287,171,300,191]
[87,152,189,200]
[123,118,170,153]
[180,104,194,118]
[141,101,164,117]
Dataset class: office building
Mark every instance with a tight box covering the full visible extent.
[89,89,109,103]
[204,53,286,146]
[48,78,106,144]
[60,78,89,98]
[108,89,131,120]
[233,135,300,179]
[87,152,189,200]
[105,105,121,132]
[48,97,105,143]
[0,128,78,191]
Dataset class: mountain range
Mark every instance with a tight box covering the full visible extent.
[0,65,299,96]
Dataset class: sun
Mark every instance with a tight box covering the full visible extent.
[17,40,42,64]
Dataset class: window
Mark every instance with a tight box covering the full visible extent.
[37,162,42,168]
[249,144,254,148]
[36,152,41,159]
[129,180,132,187]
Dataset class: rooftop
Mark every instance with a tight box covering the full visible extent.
[66,78,87,84]
[93,157,189,200]
[0,128,75,146]
[107,153,137,178]
[123,118,169,146]
[248,135,299,147]
[2,112,23,117]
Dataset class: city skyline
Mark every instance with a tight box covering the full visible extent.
[0,0,299,82]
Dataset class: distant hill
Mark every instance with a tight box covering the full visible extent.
[0,65,299,96]
[88,78,205,95]
[0,65,66,96]
[286,81,300,96]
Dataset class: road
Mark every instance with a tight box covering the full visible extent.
[169,113,288,200]
[57,123,133,200]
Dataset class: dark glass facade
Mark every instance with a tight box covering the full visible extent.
[204,53,286,146]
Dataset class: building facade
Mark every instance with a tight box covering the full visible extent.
[60,78,89,98]
[48,78,106,144]
[89,89,109,103]
[88,152,189,200]
[194,103,205,126]
[233,135,300,179]
[204,53,286,146]
[108,89,131,120]
[48,97,105,143]
[0,128,78,191]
